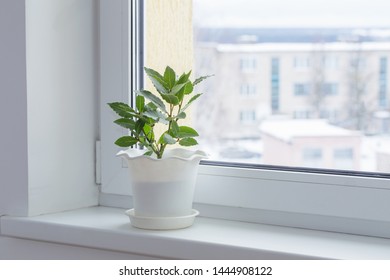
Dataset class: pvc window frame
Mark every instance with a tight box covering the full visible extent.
[99,0,390,239]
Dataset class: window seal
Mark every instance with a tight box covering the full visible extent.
[5,206,390,259]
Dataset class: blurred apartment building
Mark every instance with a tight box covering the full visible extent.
[193,28,390,170]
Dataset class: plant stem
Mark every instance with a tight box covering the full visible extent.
[140,127,160,157]
[158,104,175,158]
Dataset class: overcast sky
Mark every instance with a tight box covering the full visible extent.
[193,0,390,28]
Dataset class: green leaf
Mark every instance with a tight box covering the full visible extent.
[180,93,202,112]
[135,119,145,135]
[170,83,187,95]
[143,110,160,121]
[143,107,167,124]
[170,120,179,137]
[177,126,199,138]
[160,93,180,105]
[138,137,149,148]
[183,82,194,95]
[114,136,138,147]
[163,66,176,89]
[159,132,176,145]
[176,90,184,103]
[164,133,176,144]
[177,71,192,84]
[143,150,154,156]
[175,111,186,119]
[176,90,185,104]
[136,95,145,112]
[143,104,167,123]
[157,111,169,124]
[179,137,198,146]
[145,102,157,111]
[143,124,154,141]
[135,90,167,113]
[113,118,135,130]
[171,83,188,103]
[193,74,213,86]
[108,102,137,118]
[144,67,168,94]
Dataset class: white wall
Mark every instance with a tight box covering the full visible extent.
[0,0,29,216]
[0,0,99,216]
[25,0,99,215]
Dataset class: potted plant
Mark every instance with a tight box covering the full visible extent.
[108,66,211,230]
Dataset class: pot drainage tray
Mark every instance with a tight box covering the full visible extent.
[125,209,199,230]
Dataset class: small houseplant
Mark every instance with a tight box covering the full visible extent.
[108,66,211,230]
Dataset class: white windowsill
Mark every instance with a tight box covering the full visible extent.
[1,206,390,259]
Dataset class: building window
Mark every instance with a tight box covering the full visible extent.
[293,110,312,119]
[379,57,388,108]
[240,110,256,124]
[293,56,310,69]
[320,109,339,121]
[350,57,366,70]
[271,57,280,112]
[294,83,311,96]
[303,148,323,167]
[323,55,339,69]
[334,148,354,169]
[322,82,339,95]
[240,83,257,96]
[240,56,257,72]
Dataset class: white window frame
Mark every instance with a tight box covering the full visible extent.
[99,0,390,239]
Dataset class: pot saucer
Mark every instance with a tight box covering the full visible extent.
[125,209,199,230]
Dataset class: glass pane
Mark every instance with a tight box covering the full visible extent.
[193,0,390,172]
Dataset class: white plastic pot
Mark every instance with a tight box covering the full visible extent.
[117,148,207,230]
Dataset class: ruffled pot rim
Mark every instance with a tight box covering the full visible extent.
[116,148,208,162]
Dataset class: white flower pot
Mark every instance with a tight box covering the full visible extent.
[117,148,207,230]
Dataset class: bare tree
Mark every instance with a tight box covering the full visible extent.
[342,41,376,132]
[193,43,228,145]
[307,40,376,132]
[308,44,327,118]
